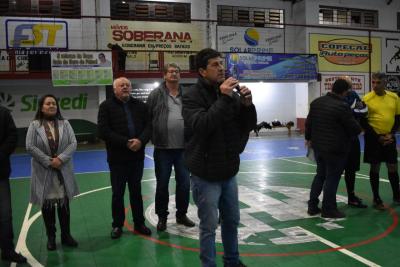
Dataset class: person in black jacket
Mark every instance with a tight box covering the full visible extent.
[0,106,27,263]
[98,77,152,238]
[182,48,257,267]
[305,79,362,218]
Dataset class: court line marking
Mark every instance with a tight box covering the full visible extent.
[277,157,390,183]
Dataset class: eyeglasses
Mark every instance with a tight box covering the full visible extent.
[167,70,180,74]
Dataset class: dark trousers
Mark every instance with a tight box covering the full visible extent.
[0,179,14,251]
[109,161,145,227]
[41,201,72,238]
[309,150,347,211]
[154,149,190,219]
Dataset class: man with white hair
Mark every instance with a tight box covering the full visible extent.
[98,77,152,238]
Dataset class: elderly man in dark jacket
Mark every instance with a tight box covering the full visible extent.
[305,79,362,218]
[182,48,257,267]
[98,77,152,238]
[0,106,27,263]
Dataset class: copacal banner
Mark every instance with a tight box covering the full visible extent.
[51,51,113,86]
[309,34,381,72]
[108,20,206,51]
[320,74,366,96]
[217,26,284,53]
[0,86,98,128]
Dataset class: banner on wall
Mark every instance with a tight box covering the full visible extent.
[387,75,400,93]
[226,53,318,81]
[309,33,381,72]
[5,18,68,49]
[51,51,113,86]
[0,87,98,128]
[108,20,205,51]
[384,38,400,74]
[217,26,284,53]
[320,74,366,96]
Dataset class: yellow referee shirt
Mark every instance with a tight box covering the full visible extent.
[362,90,400,134]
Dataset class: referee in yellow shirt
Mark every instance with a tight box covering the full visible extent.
[362,72,400,210]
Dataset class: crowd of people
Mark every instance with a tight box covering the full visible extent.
[0,45,399,267]
[306,73,400,218]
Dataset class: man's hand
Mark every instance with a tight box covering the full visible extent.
[50,157,63,169]
[378,134,394,146]
[239,86,253,106]
[305,140,312,148]
[219,77,239,97]
[127,138,142,152]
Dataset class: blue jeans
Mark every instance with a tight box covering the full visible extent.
[191,175,240,267]
[109,161,145,227]
[0,179,14,250]
[309,150,347,211]
[154,149,190,218]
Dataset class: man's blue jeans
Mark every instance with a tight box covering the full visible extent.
[154,149,190,218]
[191,175,240,267]
[309,150,347,211]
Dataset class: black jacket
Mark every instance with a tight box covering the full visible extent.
[0,106,17,180]
[305,92,361,155]
[98,96,150,163]
[182,77,257,181]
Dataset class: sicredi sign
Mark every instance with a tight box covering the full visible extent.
[20,94,88,111]
[0,87,98,128]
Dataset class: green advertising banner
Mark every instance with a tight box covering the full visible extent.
[51,51,113,86]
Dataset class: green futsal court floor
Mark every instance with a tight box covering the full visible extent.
[4,141,400,267]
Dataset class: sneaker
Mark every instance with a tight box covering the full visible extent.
[373,198,385,210]
[307,207,321,216]
[111,227,122,239]
[321,209,346,218]
[134,224,152,236]
[157,218,167,232]
[176,215,195,227]
[1,250,27,263]
[348,196,368,208]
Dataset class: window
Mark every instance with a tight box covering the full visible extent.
[218,5,284,28]
[110,1,191,22]
[3,0,81,18]
[319,6,378,28]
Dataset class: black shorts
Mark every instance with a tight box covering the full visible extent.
[363,133,398,164]
[345,137,361,172]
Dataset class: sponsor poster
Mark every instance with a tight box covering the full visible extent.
[0,86,98,127]
[387,75,400,93]
[309,34,381,72]
[384,38,400,74]
[217,26,284,53]
[5,18,68,49]
[108,20,205,51]
[226,53,318,81]
[320,74,366,96]
[51,51,113,86]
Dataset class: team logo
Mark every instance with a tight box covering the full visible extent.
[146,185,348,246]
[244,28,260,46]
[0,92,15,111]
